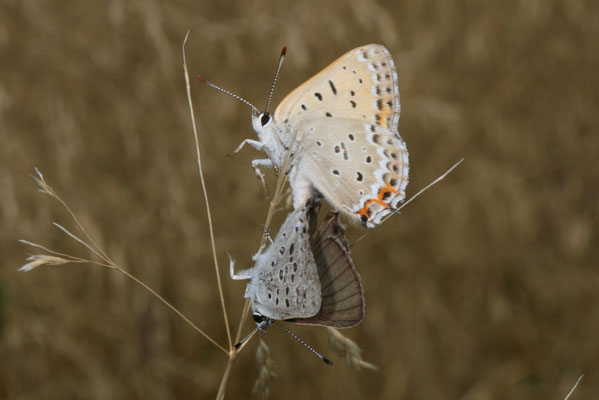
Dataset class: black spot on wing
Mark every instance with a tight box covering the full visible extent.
[341,142,349,160]
[328,80,337,95]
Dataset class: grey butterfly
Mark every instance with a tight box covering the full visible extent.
[231,203,365,331]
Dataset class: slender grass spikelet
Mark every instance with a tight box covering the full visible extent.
[327,327,378,372]
[252,339,277,400]
[18,255,68,272]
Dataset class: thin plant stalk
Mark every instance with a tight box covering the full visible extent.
[351,158,463,247]
[182,32,301,398]
[30,168,113,265]
[20,175,229,354]
[563,375,583,400]
[183,31,232,350]
[235,299,252,344]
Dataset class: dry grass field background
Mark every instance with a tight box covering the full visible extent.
[1,0,597,399]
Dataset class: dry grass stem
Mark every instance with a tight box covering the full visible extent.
[327,328,378,372]
[202,42,302,398]
[18,239,88,261]
[184,31,299,399]
[19,171,229,354]
[352,158,463,247]
[30,167,113,263]
[235,300,252,345]
[182,31,232,350]
[563,374,583,400]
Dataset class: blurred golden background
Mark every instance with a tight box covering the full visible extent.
[1,0,597,399]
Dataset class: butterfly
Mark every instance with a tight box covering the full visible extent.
[199,44,409,228]
[230,202,364,331]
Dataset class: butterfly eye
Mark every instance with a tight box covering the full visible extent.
[253,313,266,323]
[260,113,271,127]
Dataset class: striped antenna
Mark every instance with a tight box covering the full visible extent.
[275,322,333,366]
[234,326,261,349]
[264,47,287,114]
[196,75,259,112]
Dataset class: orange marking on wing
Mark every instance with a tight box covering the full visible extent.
[378,185,398,202]
[358,197,390,217]
[358,184,399,220]
[358,206,370,219]
[376,111,391,130]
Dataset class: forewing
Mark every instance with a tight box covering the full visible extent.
[274,44,401,135]
[294,118,408,226]
[251,208,321,320]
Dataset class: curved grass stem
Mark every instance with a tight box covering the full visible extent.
[183,31,232,350]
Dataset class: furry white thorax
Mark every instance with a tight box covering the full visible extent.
[251,110,292,168]
[251,111,318,210]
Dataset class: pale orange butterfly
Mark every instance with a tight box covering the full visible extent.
[199,44,409,227]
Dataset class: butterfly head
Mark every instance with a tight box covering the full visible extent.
[253,312,274,332]
[251,109,283,162]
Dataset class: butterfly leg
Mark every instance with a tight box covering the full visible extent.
[228,252,256,280]
[229,139,264,157]
[252,158,273,197]
[262,224,273,244]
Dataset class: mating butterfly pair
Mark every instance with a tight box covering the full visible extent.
[203,45,407,330]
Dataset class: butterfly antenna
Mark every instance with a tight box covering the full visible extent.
[234,326,261,349]
[274,321,333,366]
[351,158,464,247]
[196,75,260,113]
[264,47,287,114]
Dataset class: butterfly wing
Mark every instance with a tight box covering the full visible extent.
[288,211,365,328]
[250,207,322,320]
[274,44,401,135]
[292,118,408,227]
[273,44,408,226]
